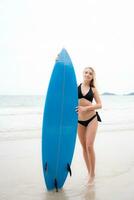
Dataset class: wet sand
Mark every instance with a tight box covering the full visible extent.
[0,130,134,200]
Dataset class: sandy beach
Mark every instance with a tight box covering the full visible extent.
[0,95,134,200]
[0,129,134,200]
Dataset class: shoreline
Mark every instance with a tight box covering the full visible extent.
[0,130,134,199]
[1,128,134,142]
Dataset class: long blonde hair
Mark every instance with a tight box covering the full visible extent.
[84,67,96,88]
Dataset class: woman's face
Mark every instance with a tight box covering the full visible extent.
[83,68,93,83]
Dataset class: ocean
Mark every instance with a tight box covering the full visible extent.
[0,95,134,141]
[0,95,44,141]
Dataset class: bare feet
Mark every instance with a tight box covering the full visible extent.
[88,175,95,186]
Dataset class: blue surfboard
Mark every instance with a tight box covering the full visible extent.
[42,48,78,191]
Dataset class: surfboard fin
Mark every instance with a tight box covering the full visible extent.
[67,163,72,176]
[44,162,48,173]
[54,178,58,192]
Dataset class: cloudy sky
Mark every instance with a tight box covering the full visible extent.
[0,0,134,95]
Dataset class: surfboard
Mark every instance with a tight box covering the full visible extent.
[42,48,78,191]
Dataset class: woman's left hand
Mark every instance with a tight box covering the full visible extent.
[75,106,88,114]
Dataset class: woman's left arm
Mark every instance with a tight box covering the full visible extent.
[86,88,102,111]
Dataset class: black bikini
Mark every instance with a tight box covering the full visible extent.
[78,83,101,127]
[78,83,94,102]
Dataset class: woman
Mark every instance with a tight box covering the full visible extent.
[76,67,102,185]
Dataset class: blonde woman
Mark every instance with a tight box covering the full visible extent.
[76,67,102,185]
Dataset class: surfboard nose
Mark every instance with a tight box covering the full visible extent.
[56,48,72,65]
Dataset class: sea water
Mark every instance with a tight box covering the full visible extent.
[0,95,44,140]
[0,95,134,140]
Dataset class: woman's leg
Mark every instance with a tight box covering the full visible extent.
[77,123,90,174]
[85,118,98,182]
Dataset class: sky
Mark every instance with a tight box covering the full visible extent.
[0,0,134,95]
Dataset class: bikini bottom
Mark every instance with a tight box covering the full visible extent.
[78,112,101,127]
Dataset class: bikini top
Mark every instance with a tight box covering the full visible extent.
[78,83,94,102]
